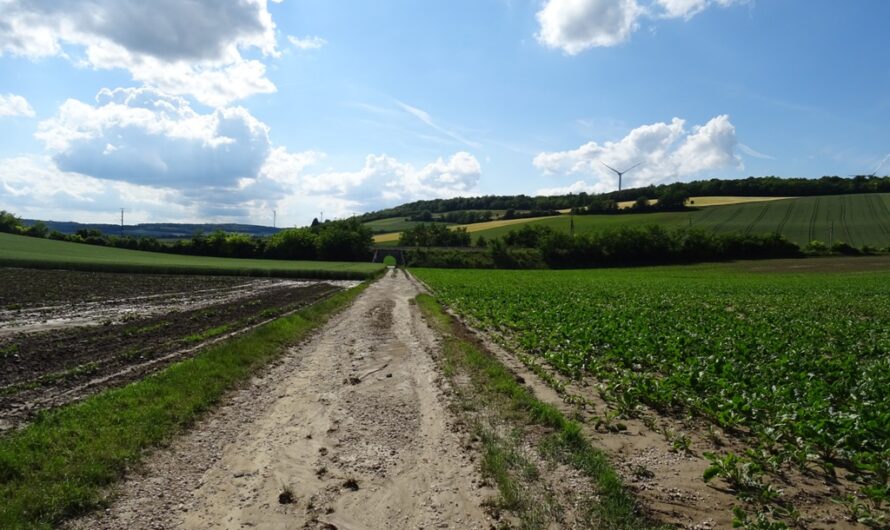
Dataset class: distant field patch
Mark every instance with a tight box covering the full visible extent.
[372,215,561,245]
[0,233,383,279]
[687,195,791,207]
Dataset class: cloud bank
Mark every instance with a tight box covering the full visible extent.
[534,115,741,194]
[0,0,279,106]
[1,87,482,225]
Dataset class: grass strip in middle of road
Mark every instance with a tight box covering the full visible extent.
[0,281,371,530]
[417,293,669,530]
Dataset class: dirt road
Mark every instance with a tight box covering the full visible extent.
[70,270,490,530]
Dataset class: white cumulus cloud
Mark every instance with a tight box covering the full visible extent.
[0,93,35,117]
[0,0,279,106]
[535,0,746,53]
[36,87,271,189]
[271,150,483,214]
[536,0,642,54]
[533,115,742,193]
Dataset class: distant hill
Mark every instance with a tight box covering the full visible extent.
[21,220,281,239]
[358,175,890,223]
[373,193,890,249]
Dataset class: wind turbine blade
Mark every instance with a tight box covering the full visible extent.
[600,161,619,174]
[622,162,642,173]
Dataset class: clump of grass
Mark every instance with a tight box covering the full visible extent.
[0,343,19,358]
[183,324,232,343]
[278,484,295,505]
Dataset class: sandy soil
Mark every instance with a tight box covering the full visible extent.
[69,270,490,530]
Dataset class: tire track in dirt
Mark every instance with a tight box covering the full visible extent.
[68,270,490,530]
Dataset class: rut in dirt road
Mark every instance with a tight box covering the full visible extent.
[70,269,491,530]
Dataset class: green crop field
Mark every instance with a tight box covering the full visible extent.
[0,233,384,279]
[693,193,890,247]
[415,263,890,523]
[364,216,451,234]
[377,194,890,248]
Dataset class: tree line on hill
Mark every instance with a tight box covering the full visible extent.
[604,175,890,203]
[358,175,890,222]
[397,221,886,269]
[0,211,373,262]
[406,208,560,225]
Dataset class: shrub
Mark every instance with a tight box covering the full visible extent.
[399,223,471,247]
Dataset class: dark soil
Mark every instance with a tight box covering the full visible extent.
[0,268,345,430]
[0,268,250,308]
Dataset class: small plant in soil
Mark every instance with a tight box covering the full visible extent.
[278,484,296,505]
[731,507,788,530]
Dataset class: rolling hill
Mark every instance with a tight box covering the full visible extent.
[373,194,890,248]
[21,220,281,239]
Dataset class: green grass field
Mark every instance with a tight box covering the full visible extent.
[373,194,890,248]
[0,233,384,279]
[415,261,890,525]
[364,216,451,234]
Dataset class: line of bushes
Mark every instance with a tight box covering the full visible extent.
[405,225,812,269]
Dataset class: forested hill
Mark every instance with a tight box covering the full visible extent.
[20,220,281,239]
[358,175,890,221]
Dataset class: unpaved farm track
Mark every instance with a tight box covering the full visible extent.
[69,270,490,530]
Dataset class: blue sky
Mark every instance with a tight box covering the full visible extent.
[1,0,889,226]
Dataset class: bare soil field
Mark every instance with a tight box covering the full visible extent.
[0,268,355,430]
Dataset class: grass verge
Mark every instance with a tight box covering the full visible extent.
[0,281,371,529]
[417,293,668,530]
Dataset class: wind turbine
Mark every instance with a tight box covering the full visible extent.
[601,161,642,191]
[850,153,890,177]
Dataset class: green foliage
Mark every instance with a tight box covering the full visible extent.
[0,210,23,234]
[266,227,318,260]
[500,224,802,267]
[315,218,373,260]
[398,223,471,247]
[415,266,890,514]
[732,508,788,530]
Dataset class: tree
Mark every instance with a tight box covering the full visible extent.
[24,221,49,238]
[658,188,690,210]
[267,228,318,260]
[0,210,23,234]
[317,219,372,260]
